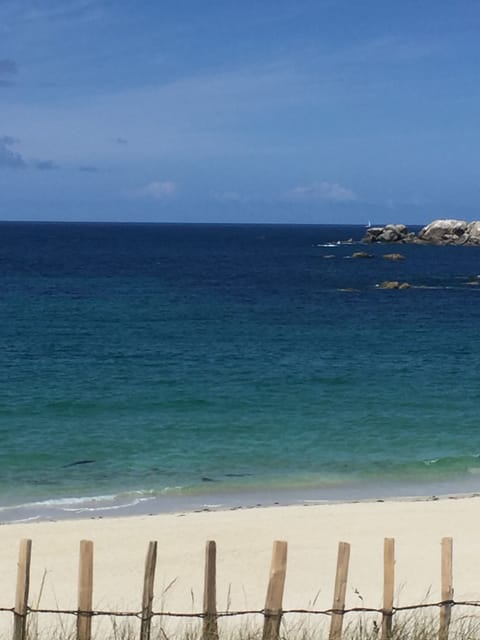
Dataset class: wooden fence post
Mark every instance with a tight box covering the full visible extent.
[329,541,350,640]
[13,538,32,640]
[439,537,453,640]
[77,540,94,640]
[140,541,158,640]
[382,538,395,640]
[262,540,288,640]
[203,540,218,640]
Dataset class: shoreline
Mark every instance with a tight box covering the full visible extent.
[2,474,480,524]
[1,495,480,636]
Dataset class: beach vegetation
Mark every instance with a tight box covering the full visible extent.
[2,610,479,640]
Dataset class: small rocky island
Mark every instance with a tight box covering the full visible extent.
[363,219,480,245]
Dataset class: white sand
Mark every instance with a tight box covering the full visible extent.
[0,496,479,636]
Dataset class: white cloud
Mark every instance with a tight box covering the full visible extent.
[212,190,243,202]
[21,0,103,24]
[328,36,442,66]
[135,180,177,199]
[287,181,357,203]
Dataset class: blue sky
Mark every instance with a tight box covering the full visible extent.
[1,0,480,223]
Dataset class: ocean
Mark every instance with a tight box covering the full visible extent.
[1,221,480,522]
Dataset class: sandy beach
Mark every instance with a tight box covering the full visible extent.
[0,495,479,637]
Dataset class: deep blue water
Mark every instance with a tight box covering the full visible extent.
[1,222,480,521]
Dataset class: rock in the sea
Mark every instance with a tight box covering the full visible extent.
[351,251,374,259]
[383,253,405,260]
[363,226,384,242]
[417,219,469,245]
[467,221,480,244]
[421,219,480,245]
[364,219,480,245]
[378,281,411,290]
[363,224,413,244]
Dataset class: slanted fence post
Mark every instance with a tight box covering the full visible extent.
[203,540,218,640]
[77,540,94,640]
[13,538,32,640]
[382,538,395,640]
[262,540,288,640]
[329,541,350,640]
[439,537,453,640]
[140,541,158,640]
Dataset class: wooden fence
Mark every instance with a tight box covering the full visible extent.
[1,536,463,640]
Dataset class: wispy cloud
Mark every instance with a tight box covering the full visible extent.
[0,58,18,87]
[286,181,357,203]
[0,135,61,171]
[329,36,443,66]
[0,58,17,75]
[134,181,177,199]
[22,0,104,25]
[0,61,328,162]
[0,135,26,168]
[34,159,59,171]
[212,190,244,203]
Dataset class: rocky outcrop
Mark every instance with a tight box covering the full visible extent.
[363,219,480,245]
[364,224,415,244]
[417,220,480,245]
[378,281,411,290]
[383,253,405,260]
[351,251,374,259]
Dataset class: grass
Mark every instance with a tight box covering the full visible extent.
[1,610,480,640]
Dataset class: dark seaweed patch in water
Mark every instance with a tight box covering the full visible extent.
[224,473,252,477]
[63,460,96,468]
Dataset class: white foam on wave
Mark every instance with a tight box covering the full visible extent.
[0,489,160,513]
[62,496,155,513]
[9,515,41,524]
[160,486,185,494]
[467,467,480,475]
[0,494,119,511]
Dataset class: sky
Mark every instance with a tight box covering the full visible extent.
[1,0,480,224]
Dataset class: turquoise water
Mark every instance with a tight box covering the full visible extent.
[1,222,480,521]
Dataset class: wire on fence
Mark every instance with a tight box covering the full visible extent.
[0,600,478,621]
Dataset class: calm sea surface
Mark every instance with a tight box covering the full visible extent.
[1,222,480,521]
